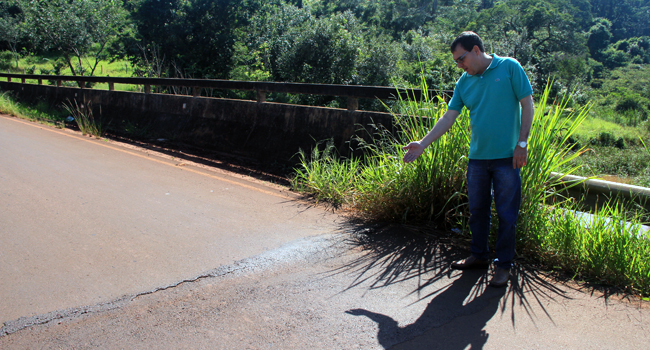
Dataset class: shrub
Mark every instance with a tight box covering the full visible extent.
[602,47,629,69]
[0,51,13,70]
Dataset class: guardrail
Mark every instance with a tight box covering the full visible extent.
[551,172,650,210]
[0,73,452,111]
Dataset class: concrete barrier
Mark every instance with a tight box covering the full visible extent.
[0,81,395,164]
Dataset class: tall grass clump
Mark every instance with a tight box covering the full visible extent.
[293,77,470,224]
[0,91,21,117]
[292,139,361,205]
[517,83,592,248]
[357,88,470,223]
[63,99,103,137]
[543,202,650,294]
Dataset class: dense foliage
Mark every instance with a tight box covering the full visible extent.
[1,0,650,125]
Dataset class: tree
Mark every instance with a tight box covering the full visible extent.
[130,0,267,79]
[312,0,450,37]
[471,0,588,90]
[590,0,650,40]
[587,18,613,60]
[0,0,27,69]
[21,0,128,77]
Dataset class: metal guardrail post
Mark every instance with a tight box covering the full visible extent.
[347,97,359,111]
[256,90,266,103]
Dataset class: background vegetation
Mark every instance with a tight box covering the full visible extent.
[1,0,649,184]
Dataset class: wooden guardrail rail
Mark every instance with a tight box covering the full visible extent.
[0,73,452,111]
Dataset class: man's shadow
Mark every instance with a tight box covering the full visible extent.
[331,222,568,349]
[347,270,504,349]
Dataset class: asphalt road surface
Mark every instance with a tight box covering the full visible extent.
[1,114,649,349]
[0,114,342,325]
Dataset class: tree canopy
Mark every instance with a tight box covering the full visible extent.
[1,0,650,96]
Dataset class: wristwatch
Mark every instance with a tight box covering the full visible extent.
[517,141,528,148]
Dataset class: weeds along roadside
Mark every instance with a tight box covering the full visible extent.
[0,91,103,138]
[63,99,103,138]
[292,80,650,297]
[0,90,66,127]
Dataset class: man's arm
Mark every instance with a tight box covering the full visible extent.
[402,109,460,163]
[513,94,534,169]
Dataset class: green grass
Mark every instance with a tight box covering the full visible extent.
[0,90,66,126]
[293,140,362,205]
[543,202,650,294]
[576,115,646,143]
[294,76,471,223]
[0,90,106,137]
[558,114,650,187]
[566,146,650,187]
[62,99,103,137]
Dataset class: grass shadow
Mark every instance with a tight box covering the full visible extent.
[329,221,572,348]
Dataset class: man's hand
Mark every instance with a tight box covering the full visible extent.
[403,141,425,163]
[513,145,528,169]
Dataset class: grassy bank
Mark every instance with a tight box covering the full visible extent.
[0,90,103,138]
[564,109,650,186]
[292,81,650,297]
[0,91,66,126]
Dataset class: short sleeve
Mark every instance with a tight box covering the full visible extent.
[448,78,465,112]
[509,59,533,101]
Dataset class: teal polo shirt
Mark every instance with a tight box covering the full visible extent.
[448,54,533,160]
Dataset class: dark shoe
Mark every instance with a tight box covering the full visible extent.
[451,255,490,270]
[489,268,510,287]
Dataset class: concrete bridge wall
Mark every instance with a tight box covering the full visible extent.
[0,82,394,164]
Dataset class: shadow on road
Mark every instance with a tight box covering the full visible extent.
[105,133,292,185]
[331,221,571,349]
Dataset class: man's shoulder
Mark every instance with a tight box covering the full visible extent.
[492,55,523,68]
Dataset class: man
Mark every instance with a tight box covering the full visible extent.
[402,31,534,287]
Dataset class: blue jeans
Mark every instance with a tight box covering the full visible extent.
[467,157,521,270]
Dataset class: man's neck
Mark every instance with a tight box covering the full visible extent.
[476,53,493,76]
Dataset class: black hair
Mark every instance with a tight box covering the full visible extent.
[450,32,485,53]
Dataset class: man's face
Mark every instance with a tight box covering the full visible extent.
[452,45,478,75]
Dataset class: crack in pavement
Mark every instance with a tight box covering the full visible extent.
[0,233,344,337]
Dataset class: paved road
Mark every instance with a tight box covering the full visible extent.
[1,114,649,349]
[0,114,341,324]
